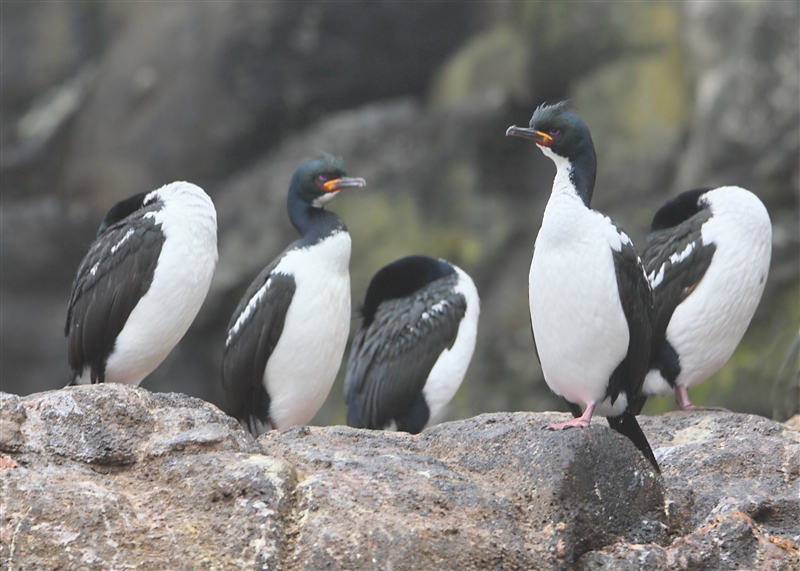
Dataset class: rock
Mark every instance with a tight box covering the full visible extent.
[2,385,798,570]
[258,416,665,571]
[642,412,800,535]
[0,384,257,462]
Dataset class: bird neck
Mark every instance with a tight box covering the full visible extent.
[287,193,346,242]
[542,147,596,208]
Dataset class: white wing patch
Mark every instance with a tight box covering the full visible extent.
[110,228,135,255]
[639,259,650,285]
[648,264,665,289]
[648,241,696,289]
[422,299,449,321]
[669,242,695,265]
[227,277,272,347]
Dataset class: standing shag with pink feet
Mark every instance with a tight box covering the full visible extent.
[507,102,659,473]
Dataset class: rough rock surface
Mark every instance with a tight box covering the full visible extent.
[2,385,799,570]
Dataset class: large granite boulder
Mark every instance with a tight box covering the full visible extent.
[1,385,798,570]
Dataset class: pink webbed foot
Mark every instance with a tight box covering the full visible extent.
[675,386,730,412]
[544,402,595,430]
[680,403,730,412]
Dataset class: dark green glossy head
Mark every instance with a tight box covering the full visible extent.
[506,101,597,205]
[289,154,365,208]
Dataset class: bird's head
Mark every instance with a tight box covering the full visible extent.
[505,101,597,205]
[506,101,594,163]
[290,154,366,208]
[96,191,155,237]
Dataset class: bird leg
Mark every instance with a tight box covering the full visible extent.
[545,402,595,430]
[675,385,729,412]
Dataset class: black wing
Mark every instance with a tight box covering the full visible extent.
[344,278,466,431]
[606,232,659,472]
[65,210,164,384]
[642,209,715,387]
[221,259,296,433]
[607,232,653,408]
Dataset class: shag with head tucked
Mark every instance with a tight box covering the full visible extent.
[638,185,771,412]
[66,181,218,386]
[345,255,480,434]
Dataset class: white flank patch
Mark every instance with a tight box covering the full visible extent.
[664,186,772,390]
[643,368,672,397]
[422,264,480,424]
[227,278,272,347]
[103,181,218,385]
[264,230,352,430]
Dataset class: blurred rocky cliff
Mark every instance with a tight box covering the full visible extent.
[2,2,798,422]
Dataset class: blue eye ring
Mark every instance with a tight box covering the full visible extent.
[549,128,561,137]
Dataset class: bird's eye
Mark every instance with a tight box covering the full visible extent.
[316,175,329,183]
[549,129,561,137]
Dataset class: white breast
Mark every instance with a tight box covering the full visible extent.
[105,182,218,385]
[529,192,630,414]
[667,186,772,388]
[265,230,352,429]
[422,265,480,423]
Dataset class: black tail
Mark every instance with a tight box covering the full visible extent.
[628,394,648,415]
[607,412,660,474]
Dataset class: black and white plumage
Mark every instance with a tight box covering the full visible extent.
[222,155,365,435]
[66,181,218,385]
[639,186,772,410]
[507,102,659,473]
[344,255,480,434]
